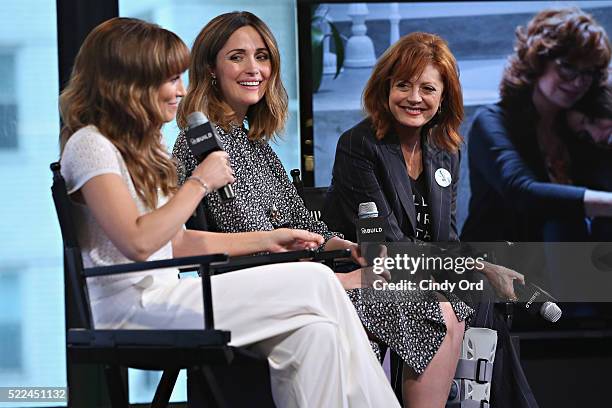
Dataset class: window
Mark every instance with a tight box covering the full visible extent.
[0,272,22,372]
[0,0,65,405]
[0,52,17,148]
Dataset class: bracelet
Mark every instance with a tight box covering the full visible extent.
[187,175,210,196]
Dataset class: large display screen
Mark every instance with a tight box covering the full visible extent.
[300,1,612,202]
[299,1,612,329]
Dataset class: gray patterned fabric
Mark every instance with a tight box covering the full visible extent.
[173,123,472,374]
[173,124,337,246]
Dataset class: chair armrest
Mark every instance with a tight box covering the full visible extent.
[67,328,231,347]
[210,249,314,274]
[312,249,351,262]
[210,249,353,274]
[83,253,229,278]
[314,249,357,273]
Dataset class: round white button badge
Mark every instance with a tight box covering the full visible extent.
[434,168,452,187]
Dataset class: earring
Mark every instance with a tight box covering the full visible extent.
[437,105,443,115]
[211,75,217,86]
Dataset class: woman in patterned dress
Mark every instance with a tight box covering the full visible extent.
[171,12,501,407]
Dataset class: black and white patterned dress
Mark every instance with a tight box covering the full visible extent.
[173,124,472,374]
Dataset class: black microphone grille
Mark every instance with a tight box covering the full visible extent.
[541,302,562,323]
[187,112,207,129]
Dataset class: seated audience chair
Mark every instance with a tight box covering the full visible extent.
[290,169,328,222]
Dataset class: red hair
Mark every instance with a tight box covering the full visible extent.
[362,32,463,151]
[501,8,611,107]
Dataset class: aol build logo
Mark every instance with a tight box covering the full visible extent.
[361,227,383,235]
[190,131,213,145]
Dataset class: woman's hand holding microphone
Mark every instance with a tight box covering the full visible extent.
[188,151,235,196]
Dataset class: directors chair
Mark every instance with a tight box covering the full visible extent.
[51,162,270,408]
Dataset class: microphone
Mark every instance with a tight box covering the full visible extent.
[514,282,562,322]
[358,202,378,219]
[356,202,386,264]
[185,112,235,202]
[356,202,386,241]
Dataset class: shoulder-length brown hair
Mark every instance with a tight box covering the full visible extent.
[59,17,189,209]
[177,11,287,141]
[500,8,611,107]
[362,32,463,152]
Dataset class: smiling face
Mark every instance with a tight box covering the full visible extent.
[157,74,185,122]
[213,25,271,119]
[388,64,444,134]
[536,60,595,109]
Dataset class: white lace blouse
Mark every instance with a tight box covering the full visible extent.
[60,126,175,301]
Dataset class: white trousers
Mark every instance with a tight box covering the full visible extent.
[91,262,399,408]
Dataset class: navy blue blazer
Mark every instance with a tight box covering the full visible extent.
[322,118,460,243]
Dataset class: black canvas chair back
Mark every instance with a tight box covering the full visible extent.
[290,168,328,221]
[51,162,92,330]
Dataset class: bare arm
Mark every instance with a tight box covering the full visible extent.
[477,261,524,300]
[79,151,234,261]
[584,190,612,217]
[172,228,325,257]
[80,174,205,261]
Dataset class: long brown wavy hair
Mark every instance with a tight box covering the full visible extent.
[362,32,463,152]
[500,8,611,108]
[59,17,189,209]
[177,11,287,141]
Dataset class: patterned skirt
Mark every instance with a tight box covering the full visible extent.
[347,288,473,375]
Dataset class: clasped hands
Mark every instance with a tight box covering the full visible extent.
[261,231,526,299]
[328,240,526,298]
[335,243,392,290]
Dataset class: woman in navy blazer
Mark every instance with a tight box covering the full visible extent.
[325,32,474,408]
[323,32,537,408]
[323,117,460,243]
